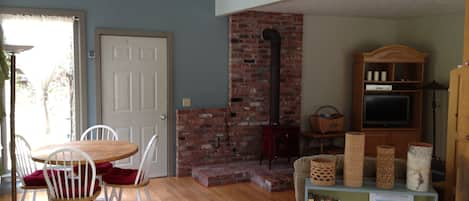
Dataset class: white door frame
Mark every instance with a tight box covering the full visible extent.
[95,28,175,176]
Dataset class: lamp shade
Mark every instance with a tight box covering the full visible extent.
[4,44,33,54]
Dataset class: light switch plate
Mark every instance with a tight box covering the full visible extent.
[182,98,191,107]
[88,50,95,59]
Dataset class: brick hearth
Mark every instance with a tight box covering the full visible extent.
[176,11,303,177]
[192,160,294,192]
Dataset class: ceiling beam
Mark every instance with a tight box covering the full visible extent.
[215,0,286,16]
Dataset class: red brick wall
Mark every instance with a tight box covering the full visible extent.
[176,108,231,176]
[229,11,303,126]
[176,11,303,177]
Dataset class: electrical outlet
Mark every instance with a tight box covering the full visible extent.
[182,98,191,107]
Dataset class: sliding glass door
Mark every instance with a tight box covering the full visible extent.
[0,12,83,171]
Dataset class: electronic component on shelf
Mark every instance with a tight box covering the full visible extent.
[365,84,393,91]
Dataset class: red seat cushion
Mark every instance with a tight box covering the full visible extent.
[23,170,63,187]
[73,162,113,175]
[102,167,139,185]
[24,170,100,197]
[95,162,113,174]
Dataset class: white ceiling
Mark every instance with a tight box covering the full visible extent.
[251,0,465,18]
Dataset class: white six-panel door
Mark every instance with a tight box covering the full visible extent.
[101,35,167,177]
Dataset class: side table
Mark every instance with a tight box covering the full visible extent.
[302,132,345,154]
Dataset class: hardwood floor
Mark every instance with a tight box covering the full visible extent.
[0,177,295,201]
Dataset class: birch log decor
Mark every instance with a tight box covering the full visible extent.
[344,132,365,187]
[407,142,433,192]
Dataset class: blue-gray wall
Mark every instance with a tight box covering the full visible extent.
[1,0,229,124]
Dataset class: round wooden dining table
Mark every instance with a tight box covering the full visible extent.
[31,140,138,164]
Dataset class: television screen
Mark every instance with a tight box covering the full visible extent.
[364,95,410,127]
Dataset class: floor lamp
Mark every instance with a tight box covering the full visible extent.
[4,44,33,201]
[422,80,448,159]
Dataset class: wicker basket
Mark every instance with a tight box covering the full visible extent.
[310,105,344,134]
[310,156,336,186]
[376,145,395,189]
[344,132,365,188]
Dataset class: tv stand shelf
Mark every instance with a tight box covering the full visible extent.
[365,90,419,93]
[364,81,421,84]
[353,45,425,158]
[362,127,418,131]
[304,178,438,201]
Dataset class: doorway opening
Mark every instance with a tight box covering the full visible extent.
[0,9,87,173]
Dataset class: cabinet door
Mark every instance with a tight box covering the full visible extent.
[456,138,469,201]
[457,69,469,136]
[390,132,420,159]
[364,133,389,157]
[452,1,469,199]
[446,66,469,201]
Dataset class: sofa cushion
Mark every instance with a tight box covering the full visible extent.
[293,155,335,174]
[294,155,337,201]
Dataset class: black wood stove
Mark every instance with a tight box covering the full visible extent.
[259,28,299,169]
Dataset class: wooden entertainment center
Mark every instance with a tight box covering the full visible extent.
[352,45,426,158]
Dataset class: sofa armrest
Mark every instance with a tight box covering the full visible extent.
[293,155,336,201]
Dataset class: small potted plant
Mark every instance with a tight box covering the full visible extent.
[0,25,8,176]
[0,25,9,119]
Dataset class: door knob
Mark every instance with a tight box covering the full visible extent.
[466,135,469,141]
[160,115,167,120]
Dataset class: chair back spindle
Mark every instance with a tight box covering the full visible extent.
[80,125,118,141]
[43,147,97,200]
[15,135,38,185]
[135,134,158,185]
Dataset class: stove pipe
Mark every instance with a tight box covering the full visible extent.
[262,28,281,126]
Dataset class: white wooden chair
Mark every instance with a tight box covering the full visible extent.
[43,147,101,201]
[15,135,47,201]
[103,134,158,201]
[80,125,119,141]
[79,125,119,184]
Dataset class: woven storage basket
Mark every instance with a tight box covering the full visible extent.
[343,132,365,188]
[310,156,336,186]
[376,145,395,189]
[309,105,344,133]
